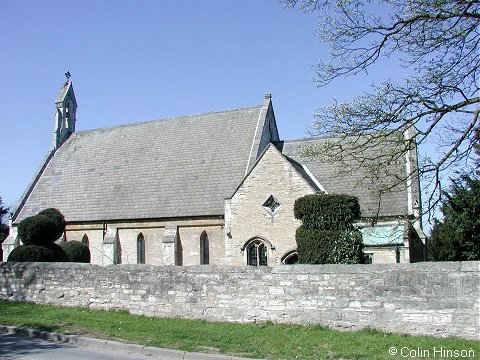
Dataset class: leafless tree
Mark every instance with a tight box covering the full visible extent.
[281,0,480,218]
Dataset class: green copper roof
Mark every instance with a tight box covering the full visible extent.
[361,224,404,246]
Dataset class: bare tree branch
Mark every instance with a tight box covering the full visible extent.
[280,0,480,219]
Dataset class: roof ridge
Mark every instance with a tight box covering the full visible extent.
[283,129,406,143]
[74,104,263,134]
[280,136,332,143]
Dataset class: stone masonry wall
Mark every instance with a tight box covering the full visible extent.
[63,219,224,266]
[225,145,315,266]
[0,262,478,340]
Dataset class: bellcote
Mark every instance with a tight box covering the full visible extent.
[53,81,77,150]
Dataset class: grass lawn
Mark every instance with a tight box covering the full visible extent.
[0,300,478,359]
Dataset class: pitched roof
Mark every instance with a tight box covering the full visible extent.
[228,143,320,199]
[55,81,77,107]
[282,156,324,193]
[14,105,266,223]
[277,136,409,218]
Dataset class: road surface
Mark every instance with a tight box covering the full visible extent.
[0,333,240,360]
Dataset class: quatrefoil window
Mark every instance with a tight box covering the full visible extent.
[262,195,281,214]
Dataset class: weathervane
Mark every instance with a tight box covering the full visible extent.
[65,71,71,83]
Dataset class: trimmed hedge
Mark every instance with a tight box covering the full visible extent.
[17,208,65,246]
[294,194,361,230]
[45,243,69,262]
[10,208,68,263]
[38,208,66,241]
[7,243,68,262]
[296,226,364,264]
[294,193,364,264]
[17,215,55,245]
[7,245,56,262]
[296,226,336,264]
[60,241,91,263]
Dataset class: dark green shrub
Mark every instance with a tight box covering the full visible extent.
[331,230,364,264]
[7,244,57,262]
[428,176,480,261]
[18,215,55,245]
[294,193,364,264]
[296,226,336,264]
[44,242,69,262]
[7,243,68,263]
[294,194,361,229]
[18,209,65,245]
[60,241,91,263]
[296,226,364,264]
[38,208,66,241]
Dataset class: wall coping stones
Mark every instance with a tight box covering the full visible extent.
[2,261,473,273]
[461,261,480,272]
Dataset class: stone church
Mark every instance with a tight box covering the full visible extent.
[3,81,426,265]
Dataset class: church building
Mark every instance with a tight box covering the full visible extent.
[3,81,426,265]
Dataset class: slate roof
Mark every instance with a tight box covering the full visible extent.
[283,156,324,193]
[278,137,409,218]
[14,106,265,223]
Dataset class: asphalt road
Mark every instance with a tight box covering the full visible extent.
[0,333,166,360]
[0,333,244,360]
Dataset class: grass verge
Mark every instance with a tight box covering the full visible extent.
[0,300,478,359]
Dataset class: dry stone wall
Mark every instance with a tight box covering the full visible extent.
[0,262,478,340]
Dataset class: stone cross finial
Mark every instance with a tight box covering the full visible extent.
[65,71,71,82]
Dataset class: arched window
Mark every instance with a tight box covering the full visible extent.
[81,234,89,246]
[247,240,268,266]
[56,109,62,127]
[137,233,145,264]
[281,250,299,265]
[64,99,73,129]
[200,231,209,265]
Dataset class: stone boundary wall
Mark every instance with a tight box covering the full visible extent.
[0,262,478,340]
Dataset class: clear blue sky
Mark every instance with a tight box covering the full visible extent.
[0,0,407,211]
